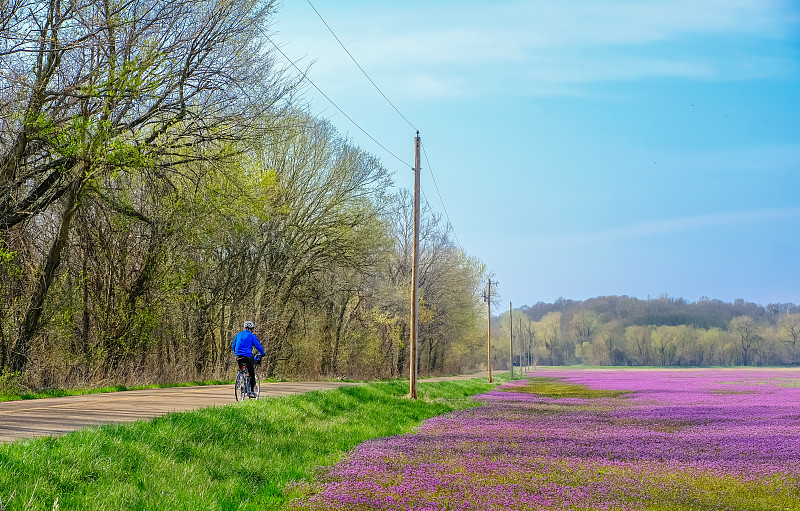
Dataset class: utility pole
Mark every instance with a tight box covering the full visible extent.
[486,279,492,383]
[509,302,513,378]
[409,131,420,399]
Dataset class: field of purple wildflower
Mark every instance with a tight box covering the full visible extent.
[291,369,800,510]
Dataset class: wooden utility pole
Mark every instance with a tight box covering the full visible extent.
[487,279,492,383]
[409,131,420,399]
[509,302,513,378]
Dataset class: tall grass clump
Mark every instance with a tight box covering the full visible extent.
[0,377,505,510]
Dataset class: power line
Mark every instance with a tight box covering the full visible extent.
[264,35,414,170]
[305,0,418,133]
[268,15,466,259]
[266,32,459,248]
[421,142,463,249]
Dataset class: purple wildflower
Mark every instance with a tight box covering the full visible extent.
[292,369,800,510]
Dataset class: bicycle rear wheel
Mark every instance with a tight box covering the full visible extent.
[234,371,247,402]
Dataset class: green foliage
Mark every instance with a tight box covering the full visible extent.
[0,372,25,397]
[2,0,488,386]
[0,245,21,280]
[491,296,800,369]
[0,379,497,510]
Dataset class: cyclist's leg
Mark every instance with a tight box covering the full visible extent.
[234,356,252,400]
[243,357,256,394]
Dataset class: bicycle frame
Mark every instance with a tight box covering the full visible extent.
[234,359,260,401]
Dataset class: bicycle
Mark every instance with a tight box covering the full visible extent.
[234,353,261,401]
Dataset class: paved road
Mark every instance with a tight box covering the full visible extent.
[0,381,357,443]
[0,372,492,443]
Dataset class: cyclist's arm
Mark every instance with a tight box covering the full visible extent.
[252,334,266,356]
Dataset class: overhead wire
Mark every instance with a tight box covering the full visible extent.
[421,142,463,249]
[305,0,418,133]
[263,34,414,170]
[271,7,465,249]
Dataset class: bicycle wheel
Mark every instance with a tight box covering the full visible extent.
[234,371,246,402]
[251,374,260,399]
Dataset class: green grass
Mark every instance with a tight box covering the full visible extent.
[507,376,631,399]
[0,375,510,511]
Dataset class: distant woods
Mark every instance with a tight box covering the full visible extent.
[0,0,488,388]
[495,296,800,368]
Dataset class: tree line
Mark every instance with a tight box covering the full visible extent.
[492,296,800,368]
[0,0,489,389]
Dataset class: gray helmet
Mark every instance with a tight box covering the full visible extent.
[244,320,255,330]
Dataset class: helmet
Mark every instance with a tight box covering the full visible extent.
[244,320,255,330]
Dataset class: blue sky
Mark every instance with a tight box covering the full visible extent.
[272,0,800,307]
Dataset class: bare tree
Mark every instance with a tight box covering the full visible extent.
[731,316,760,366]
[242,119,390,377]
[2,0,292,373]
[779,314,800,365]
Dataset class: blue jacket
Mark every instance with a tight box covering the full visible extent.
[232,330,265,357]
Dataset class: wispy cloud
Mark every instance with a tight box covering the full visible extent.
[404,74,472,99]
[661,144,800,174]
[539,208,800,248]
[277,0,800,98]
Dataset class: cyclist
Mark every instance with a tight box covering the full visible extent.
[232,321,265,398]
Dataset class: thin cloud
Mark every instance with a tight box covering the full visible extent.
[277,0,799,98]
[661,144,800,174]
[544,208,800,247]
[405,74,473,99]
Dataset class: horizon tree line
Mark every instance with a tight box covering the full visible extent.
[491,296,800,369]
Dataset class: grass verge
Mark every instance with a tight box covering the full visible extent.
[0,375,510,511]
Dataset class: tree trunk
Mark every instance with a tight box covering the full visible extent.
[331,297,351,377]
[103,223,160,374]
[430,340,439,373]
[194,299,210,376]
[0,325,7,374]
[263,308,297,378]
[12,181,81,373]
[320,301,334,375]
[81,257,91,376]
[397,323,407,376]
